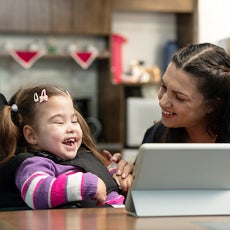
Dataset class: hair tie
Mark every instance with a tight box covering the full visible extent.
[11,104,18,112]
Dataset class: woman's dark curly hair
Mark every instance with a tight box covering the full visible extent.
[161,43,230,142]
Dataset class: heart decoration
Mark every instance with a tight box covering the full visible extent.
[10,50,45,69]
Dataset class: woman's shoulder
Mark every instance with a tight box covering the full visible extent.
[216,134,230,143]
[142,121,166,143]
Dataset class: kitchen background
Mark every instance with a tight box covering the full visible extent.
[0,0,229,162]
[0,11,175,113]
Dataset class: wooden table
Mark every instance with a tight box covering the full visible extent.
[1,207,230,230]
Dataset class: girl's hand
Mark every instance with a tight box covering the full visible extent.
[94,178,106,206]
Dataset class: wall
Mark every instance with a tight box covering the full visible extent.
[112,11,176,73]
[0,12,176,117]
[111,11,176,159]
[198,0,230,49]
[0,35,107,117]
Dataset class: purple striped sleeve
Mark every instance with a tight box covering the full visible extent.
[16,156,99,209]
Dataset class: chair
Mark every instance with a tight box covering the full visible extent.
[0,93,7,110]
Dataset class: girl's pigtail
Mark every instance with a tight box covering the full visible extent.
[0,105,19,165]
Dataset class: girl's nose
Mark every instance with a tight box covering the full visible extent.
[66,123,75,133]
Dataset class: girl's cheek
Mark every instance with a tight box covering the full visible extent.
[78,126,83,138]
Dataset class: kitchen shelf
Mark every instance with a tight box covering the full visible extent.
[113,81,160,87]
[0,51,110,60]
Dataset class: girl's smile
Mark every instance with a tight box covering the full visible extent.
[30,95,83,160]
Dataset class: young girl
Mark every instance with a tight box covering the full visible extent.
[0,85,131,209]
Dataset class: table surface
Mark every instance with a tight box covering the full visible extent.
[1,207,230,230]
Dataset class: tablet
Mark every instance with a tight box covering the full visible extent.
[125,143,230,217]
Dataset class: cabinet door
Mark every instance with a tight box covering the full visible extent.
[72,0,111,35]
[0,0,111,34]
[51,0,72,33]
[27,0,50,32]
[0,0,27,32]
[0,0,50,33]
[112,0,194,13]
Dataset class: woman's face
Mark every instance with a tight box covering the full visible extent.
[158,62,212,131]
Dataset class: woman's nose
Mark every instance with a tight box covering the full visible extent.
[159,93,171,108]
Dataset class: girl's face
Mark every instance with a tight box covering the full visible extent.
[158,62,212,132]
[31,95,83,160]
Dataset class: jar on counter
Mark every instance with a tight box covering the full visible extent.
[163,41,178,71]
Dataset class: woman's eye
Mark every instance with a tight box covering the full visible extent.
[176,95,185,102]
[160,84,166,92]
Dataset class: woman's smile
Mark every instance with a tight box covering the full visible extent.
[161,110,176,118]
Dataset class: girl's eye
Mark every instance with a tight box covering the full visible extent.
[54,121,63,124]
[72,116,78,124]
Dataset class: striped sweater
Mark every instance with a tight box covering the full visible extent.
[15,156,124,209]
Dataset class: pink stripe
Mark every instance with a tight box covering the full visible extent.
[107,195,125,205]
[21,173,45,198]
[50,175,67,207]
[65,170,79,176]
[108,168,116,175]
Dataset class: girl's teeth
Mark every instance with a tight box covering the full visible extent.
[63,138,75,144]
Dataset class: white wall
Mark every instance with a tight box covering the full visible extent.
[112,12,176,73]
[198,0,230,48]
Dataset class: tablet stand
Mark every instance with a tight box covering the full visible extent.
[127,190,230,217]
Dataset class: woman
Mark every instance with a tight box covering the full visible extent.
[143,43,230,143]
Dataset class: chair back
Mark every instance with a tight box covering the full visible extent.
[0,93,7,110]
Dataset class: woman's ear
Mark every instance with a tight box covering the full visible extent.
[207,98,221,114]
[23,125,37,145]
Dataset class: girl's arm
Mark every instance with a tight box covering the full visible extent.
[15,157,99,209]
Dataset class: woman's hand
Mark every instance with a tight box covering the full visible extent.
[103,150,134,179]
[113,173,133,192]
